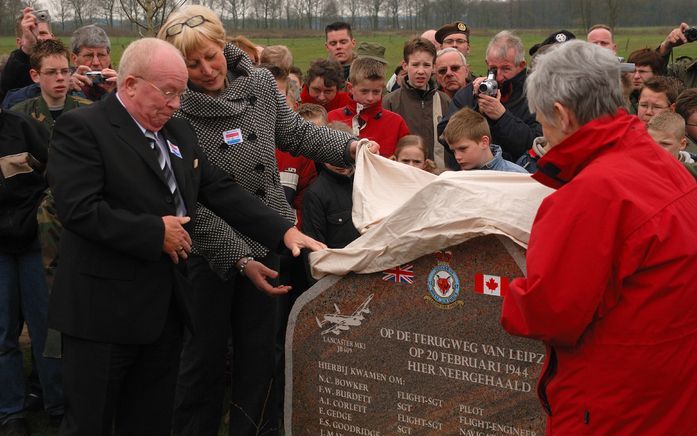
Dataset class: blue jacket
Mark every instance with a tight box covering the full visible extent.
[480,144,528,173]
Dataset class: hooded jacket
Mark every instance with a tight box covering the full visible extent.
[501,110,697,434]
[382,77,451,160]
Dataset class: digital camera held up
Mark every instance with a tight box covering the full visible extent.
[32,10,50,23]
[478,68,498,97]
[85,71,106,85]
[684,26,697,43]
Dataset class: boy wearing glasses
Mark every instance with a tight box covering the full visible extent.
[383,38,451,168]
[11,39,91,132]
[637,76,683,126]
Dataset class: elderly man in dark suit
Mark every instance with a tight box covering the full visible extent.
[46,37,323,436]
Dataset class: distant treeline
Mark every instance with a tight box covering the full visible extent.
[0,0,695,36]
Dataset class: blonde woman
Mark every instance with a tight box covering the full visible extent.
[158,6,376,435]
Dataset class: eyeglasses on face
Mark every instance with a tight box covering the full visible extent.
[135,76,186,102]
[40,68,71,77]
[638,102,669,112]
[443,38,468,46]
[436,65,464,76]
[164,15,209,37]
[78,51,109,60]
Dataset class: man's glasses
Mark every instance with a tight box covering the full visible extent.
[164,15,209,37]
[443,38,468,46]
[436,65,464,76]
[40,68,71,77]
[135,76,186,102]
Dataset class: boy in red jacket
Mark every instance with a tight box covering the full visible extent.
[328,57,409,158]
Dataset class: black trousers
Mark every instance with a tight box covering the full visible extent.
[173,254,281,436]
[60,300,182,436]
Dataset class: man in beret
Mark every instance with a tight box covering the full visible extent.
[435,21,470,56]
[529,30,576,58]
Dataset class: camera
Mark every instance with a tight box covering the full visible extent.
[684,27,697,43]
[617,57,635,73]
[85,71,105,85]
[478,68,498,97]
[32,10,50,23]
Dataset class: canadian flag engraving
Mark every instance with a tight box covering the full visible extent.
[474,274,509,297]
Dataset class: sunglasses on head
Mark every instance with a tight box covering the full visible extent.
[436,65,464,76]
[165,15,209,37]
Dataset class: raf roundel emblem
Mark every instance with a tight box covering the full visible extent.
[555,33,567,43]
[428,265,460,305]
[457,22,467,32]
[424,251,462,309]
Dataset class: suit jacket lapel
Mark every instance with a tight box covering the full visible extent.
[104,94,169,188]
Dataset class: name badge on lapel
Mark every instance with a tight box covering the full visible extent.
[167,140,182,159]
[223,128,243,146]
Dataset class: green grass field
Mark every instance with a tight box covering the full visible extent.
[2,28,697,76]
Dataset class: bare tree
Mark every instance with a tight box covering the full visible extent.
[345,0,360,27]
[50,0,71,31]
[606,0,624,29]
[119,0,186,36]
[69,0,87,26]
[364,0,383,30]
[386,0,399,29]
[575,0,594,31]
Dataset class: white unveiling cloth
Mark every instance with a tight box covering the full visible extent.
[309,145,554,279]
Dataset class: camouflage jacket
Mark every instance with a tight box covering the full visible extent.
[10,94,91,133]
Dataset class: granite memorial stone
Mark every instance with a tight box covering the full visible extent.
[285,235,545,435]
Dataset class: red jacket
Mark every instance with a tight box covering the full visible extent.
[501,110,697,434]
[275,149,317,228]
[327,99,410,158]
[299,85,351,113]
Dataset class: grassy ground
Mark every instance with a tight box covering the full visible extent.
[1,28,697,77]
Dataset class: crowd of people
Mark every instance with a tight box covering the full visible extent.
[1,4,696,436]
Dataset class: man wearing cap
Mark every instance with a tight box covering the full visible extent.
[529,30,576,58]
[325,22,356,81]
[355,41,388,65]
[435,21,470,56]
[438,31,541,169]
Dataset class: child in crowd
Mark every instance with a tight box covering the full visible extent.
[228,35,260,64]
[260,45,293,72]
[328,57,410,158]
[11,39,91,132]
[443,108,527,173]
[515,136,551,173]
[637,76,684,126]
[301,59,351,111]
[392,135,438,173]
[648,111,694,164]
[382,37,451,168]
[301,121,361,250]
[276,103,323,228]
